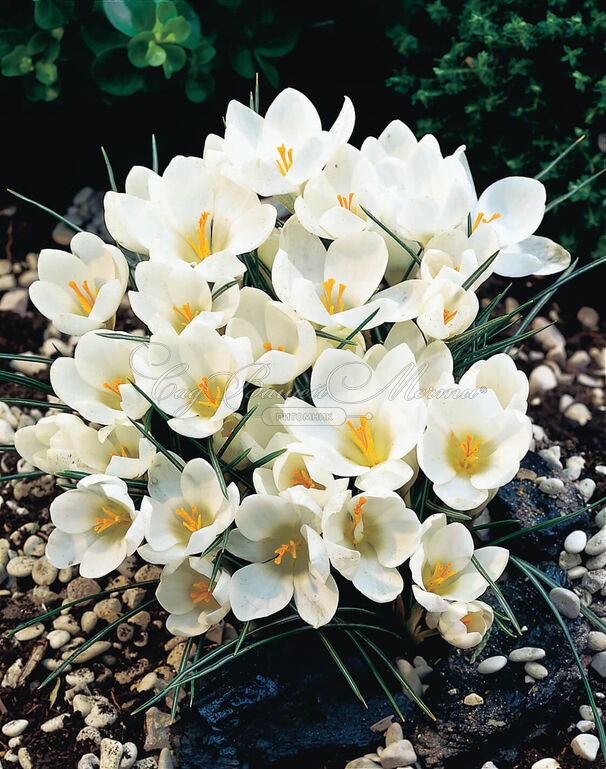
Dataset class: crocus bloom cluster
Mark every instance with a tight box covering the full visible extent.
[18,86,564,651]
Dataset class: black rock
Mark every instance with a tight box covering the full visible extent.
[491,451,591,559]
[179,562,589,769]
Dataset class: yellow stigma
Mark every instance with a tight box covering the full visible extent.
[274,539,297,565]
[291,468,317,489]
[443,308,458,324]
[337,192,357,214]
[346,416,377,465]
[110,443,129,458]
[263,342,284,352]
[320,278,346,315]
[351,496,367,544]
[187,211,212,261]
[93,506,129,534]
[450,431,483,472]
[275,144,294,176]
[197,376,222,414]
[102,378,125,396]
[173,302,199,327]
[68,280,98,315]
[175,504,203,534]
[190,580,213,604]
[472,211,501,233]
[426,559,458,591]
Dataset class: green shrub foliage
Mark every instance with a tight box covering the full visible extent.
[387,0,605,257]
[0,0,297,103]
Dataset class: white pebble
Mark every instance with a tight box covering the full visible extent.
[509,647,546,662]
[549,586,581,618]
[530,365,558,394]
[565,403,592,425]
[568,566,588,580]
[463,693,484,706]
[539,447,563,471]
[595,508,606,528]
[40,713,69,733]
[571,733,599,761]
[538,478,564,496]
[531,760,560,769]
[477,656,507,675]
[578,306,599,329]
[99,738,123,769]
[577,720,596,733]
[524,662,548,679]
[586,531,606,556]
[2,720,28,737]
[47,629,71,650]
[565,530,588,554]
[577,478,596,501]
[591,652,606,678]
[588,632,606,652]
[14,623,45,642]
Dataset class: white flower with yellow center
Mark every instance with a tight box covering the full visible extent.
[272,217,426,330]
[409,513,509,613]
[50,330,150,426]
[15,415,155,479]
[225,287,316,385]
[227,488,338,628]
[426,599,494,649]
[156,556,231,637]
[253,444,348,506]
[470,176,570,278]
[29,232,128,336]
[419,226,499,290]
[222,87,355,199]
[322,490,420,602]
[417,386,532,511]
[459,353,529,413]
[282,343,426,492]
[104,156,276,282]
[131,322,252,439]
[46,475,144,579]
[129,260,240,335]
[416,278,479,340]
[138,454,239,565]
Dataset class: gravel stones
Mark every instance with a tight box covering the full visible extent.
[463,693,484,706]
[564,530,587,554]
[590,652,606,678]
[32,556,58,586]
[585,530,606,556]
[47,629,71,649]
[477,656,508,675]
[549,587,581,618]
[7,556,37,578]
[588,632,606,651]
[508,647,546,663]
[379,739,417,768]
[571,733,599,761]
[2,720,28,737]
[69,641,112,663]
[524,662,548,680]
[66,578,101,605]
[14,623,45,642]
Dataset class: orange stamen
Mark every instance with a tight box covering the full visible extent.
[173,302,199,327]
[472,211,501,233]
[274,540,297,565]
[351,496,367,536]
[190,580,213,604]
[320,278,346,315]
[187,211,211,261]
[175,505,203,534]
[110,443,129,458]
[102,378,124,396]
[197,377,222,413]
[337,192,356,214]
[443,308,458,324]
[93,506,128,534]
[276,144,294,176]
[263,342,285,352]
[291,468,317,489]
[426,559,458,591]
[450,431,483,472]
[68,280,98,315]
[346,417,376,465]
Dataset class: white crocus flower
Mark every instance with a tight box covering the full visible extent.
[129,260,240,335]
[366,320,454,401]
[78,422,157,479]
[253,444,348,506]
[104,156,276,282]
[50,330,150,426]
[426,599,494,649]
[419,226,499,291]
[282,344,426,492]
[131,323,252,439]
[226,287,316,385]
[138,454,239,565]
[29,232,128,336]
[416,278,479,340]
[322,489,420,602]
[156,556,231,637]
[46,475,144,579]
[459,353,529,413]
[222,87,355,199]
[228,489,338,627]
[409,513,509,612]
[273,217,426,330]
[471,176,570,277]
[417,386,532,510]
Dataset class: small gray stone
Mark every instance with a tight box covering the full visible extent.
[588,632,606,652]
[509,647,546,662]
[40,713,69,732]
[32,556,58,586]
[463,693,484,706]
[591,651,606,678]
[564,530,588,554]
[2,720,28,737]
[157,750,174,769]
[53,614,80,636]
[595,508,606,528]
[549,587,581,618]
[14,623,45,642]
[78,754,100,769]
[120,743,138,769]
[559,551,582,569]
[47,629,71,650]
[144,707,172,751]
[70,641,111,663]
[384,721,403,745]
[571,733,599,761]
[568,566,588,580]
[81,611,98,634]
[85,701,118,729]
[76,726,102,744]
[6,556,37,578]
[577,306,599,329]
[23,535,45,557]
[578,478,597,501]
[586,530,606,556]
[100,738,123,769]
[477,655,507,675]
[17,746,33,769]
[379,739,417,768]
[583,569,606,594]
[587,551,606,570]
[524,662,548,679]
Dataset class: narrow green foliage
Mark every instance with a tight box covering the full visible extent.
[216,404,257,458]
[207,437,229,499]
[170,636,194,723]
[7,189,84,232]
[337,307,380,349]
[128,417,184,471]
[1,470,45,482]
[0,398,72,411]
[152,134,159,174]
[0,369,54,395]
[471,555,522,635]
[317,631,368,708]
[469,625,492,664]
[461,249,500,290]
[536,134,586,180]
[101,146,117,192]
[360,206,421,265]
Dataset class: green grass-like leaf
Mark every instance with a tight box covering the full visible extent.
[471,554,522,635]
[128,417,184,471]
[216,404,257,459]
[170,636,194,723]
[360,206,421,265]
[7,188,84,233]
[317,630,368,708]
[101,146,118,192]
